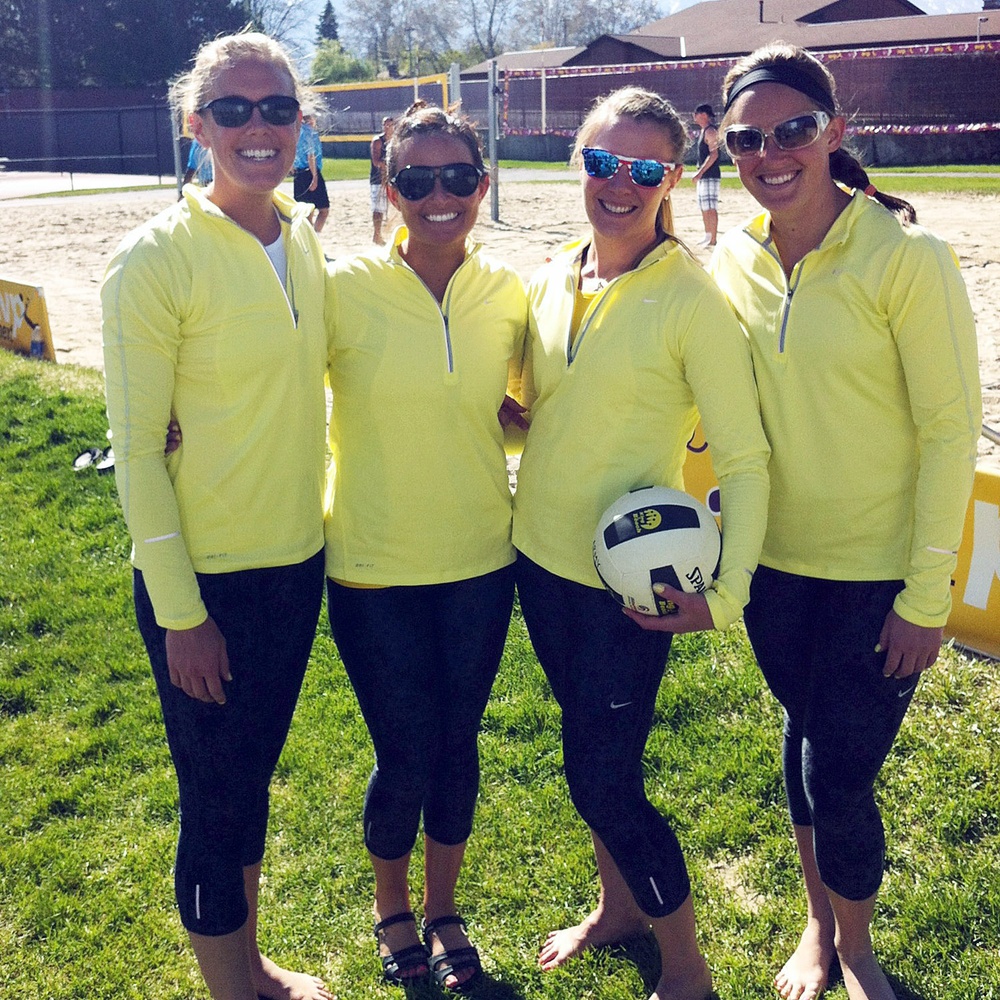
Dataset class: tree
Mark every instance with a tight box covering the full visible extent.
[316,0,339,43]
[468,0,520,59]
[1,0,246,89]
[310,39,374,82]
[238,0,316,47]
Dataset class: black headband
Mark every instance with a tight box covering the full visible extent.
[723,63,835,114]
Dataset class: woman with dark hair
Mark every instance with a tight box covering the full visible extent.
[513,86,770,1000]
[324,100,527,992]
[709,43,981,1000]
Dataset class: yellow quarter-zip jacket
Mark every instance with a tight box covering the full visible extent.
[324,230,527,585]
[709,190,981,627]
[102,186,328,629]
[513,237,771,629]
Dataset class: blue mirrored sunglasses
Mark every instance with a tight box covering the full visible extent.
[581,147,675,187]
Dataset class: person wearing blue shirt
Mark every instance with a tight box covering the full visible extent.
[293,116,330,232]
[183,137,213,187]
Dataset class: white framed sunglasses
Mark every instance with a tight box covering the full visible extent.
[723,110,831,159]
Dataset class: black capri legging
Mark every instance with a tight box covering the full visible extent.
[743,566,918,902]
[135,549,325,937]
[327,564,515,860]
[516,552,690,918]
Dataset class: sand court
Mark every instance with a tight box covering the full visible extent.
[1,173,996,460]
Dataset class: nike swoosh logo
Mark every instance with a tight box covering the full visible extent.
[610,700,632,710]
[898,683,917,699]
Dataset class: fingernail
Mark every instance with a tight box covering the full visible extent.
[874,643,883,653]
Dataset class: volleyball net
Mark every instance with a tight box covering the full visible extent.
[310,73,449,142]
[499,40,1000,141]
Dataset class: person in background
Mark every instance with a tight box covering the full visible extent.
[102,31,331,1000]
[182,136,213,189]
[325,100,527,992]
[513,86,770,1000]
[369,115,394,244]
[293,114,330,232]
[709,42,981,1000]
[690,103,720,247]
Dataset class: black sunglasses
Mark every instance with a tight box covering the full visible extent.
[723,111,831,159]
[199,95,300,128]
[390,163,485,201]
[581,147,675,188]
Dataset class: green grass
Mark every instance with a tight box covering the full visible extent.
[1,350,998,999]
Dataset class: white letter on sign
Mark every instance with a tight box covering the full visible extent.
[963,500,1000,610]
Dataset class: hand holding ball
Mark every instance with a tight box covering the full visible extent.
[593,485,721,616]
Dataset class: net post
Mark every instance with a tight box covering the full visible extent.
[172,123,184,199]
[449,63,462,108]
[488,58,499,223]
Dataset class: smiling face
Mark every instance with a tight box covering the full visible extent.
[387,133,488,251]
[580,117,681,252]
[192,58,300,214]
[725,82,845,223]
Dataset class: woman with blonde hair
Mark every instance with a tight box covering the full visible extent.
[513,86,770,1000]
[709,43,980,1000]
[103,32,331,1000]
[324,100,526,992]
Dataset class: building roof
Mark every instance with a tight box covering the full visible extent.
[463,0,1000,77]
[629,0,1000,59]
[463,46,586,78]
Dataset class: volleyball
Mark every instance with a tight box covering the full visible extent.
[593,485,721,616]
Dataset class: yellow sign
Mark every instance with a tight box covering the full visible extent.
[944,464,1000,659]
[0,278,56,362]
[684,423,1000,660]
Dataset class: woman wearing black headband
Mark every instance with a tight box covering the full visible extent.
[709,43,981,1000]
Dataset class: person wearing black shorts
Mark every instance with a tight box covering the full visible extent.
[293,115,330,232]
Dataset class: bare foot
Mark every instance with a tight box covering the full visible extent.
[774,920,836,1000]
[253,954,333,1000]
[650,956,713,1000]
[538,907,649,970]
[839,949,897,1000]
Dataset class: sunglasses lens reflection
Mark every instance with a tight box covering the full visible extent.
[583,149,618,179]
[629,160,665,187]
[774,115,820,148]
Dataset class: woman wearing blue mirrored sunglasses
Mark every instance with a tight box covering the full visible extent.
[511,86,771,1000]
[710,43,981,1000]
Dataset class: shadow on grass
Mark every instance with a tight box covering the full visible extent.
[887,972,934,1000]
[818,960,934,1000]
[387,971,528,1000]
[607,932,662,995]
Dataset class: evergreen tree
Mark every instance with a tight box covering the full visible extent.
[316,0,339,43]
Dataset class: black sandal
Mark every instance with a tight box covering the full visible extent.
[422,914,483,993]
[374,911,429,986]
